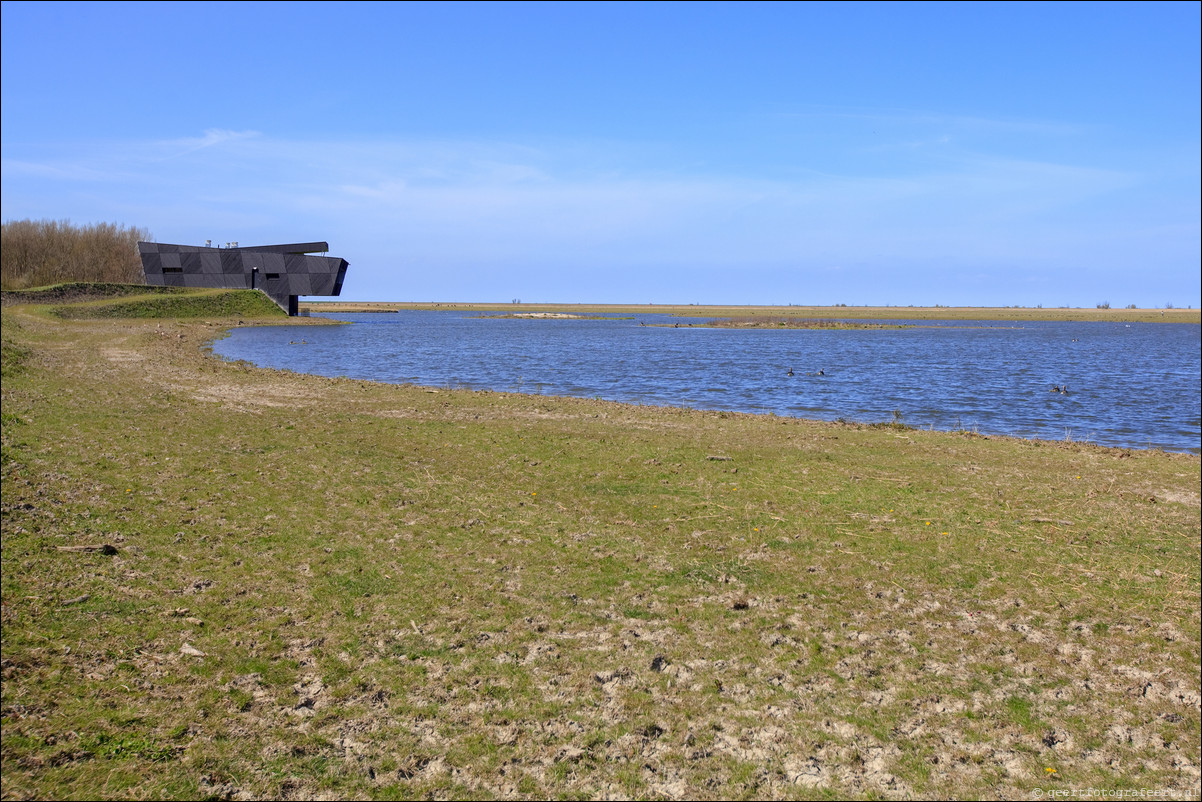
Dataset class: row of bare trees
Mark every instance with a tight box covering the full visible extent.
[1,219,150,290]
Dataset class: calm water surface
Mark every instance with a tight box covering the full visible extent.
[212,312,1201,453]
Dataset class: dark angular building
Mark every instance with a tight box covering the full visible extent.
[138,241,348,316]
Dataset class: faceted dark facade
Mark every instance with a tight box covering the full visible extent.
[138,241,348,316]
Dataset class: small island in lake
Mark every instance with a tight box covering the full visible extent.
[666,316,914,330]
[477,312,631,320]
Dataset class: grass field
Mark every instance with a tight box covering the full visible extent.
[3,288,1200,799]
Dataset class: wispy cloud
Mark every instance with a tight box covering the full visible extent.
[161,128,261,159]
[2,124,1195,304]
[0,158,122,183]
[0,129,261,185]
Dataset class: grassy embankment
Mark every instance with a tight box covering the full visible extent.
[3,286,1200,799]
[301,300,1202,324]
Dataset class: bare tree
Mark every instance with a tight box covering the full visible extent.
[1,219,152,290]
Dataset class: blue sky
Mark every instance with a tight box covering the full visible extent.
[3,1,1199,306]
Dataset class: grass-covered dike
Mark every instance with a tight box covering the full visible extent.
[2,283,286,320]
[2,287,1199,800]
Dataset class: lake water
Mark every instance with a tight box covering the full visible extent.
[211,311,1202,453]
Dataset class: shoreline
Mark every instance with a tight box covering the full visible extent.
[300,300,1202,324]
[216,318,1193,453]
[269,310,1199,455]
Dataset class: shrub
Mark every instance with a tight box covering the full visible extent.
[1,219,150,290]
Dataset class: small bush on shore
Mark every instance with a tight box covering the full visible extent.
[1,219,150,290]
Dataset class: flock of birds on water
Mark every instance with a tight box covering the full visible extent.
[785,367,1073,396]
[284,339,1073,397]
[787,368,1072,396]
